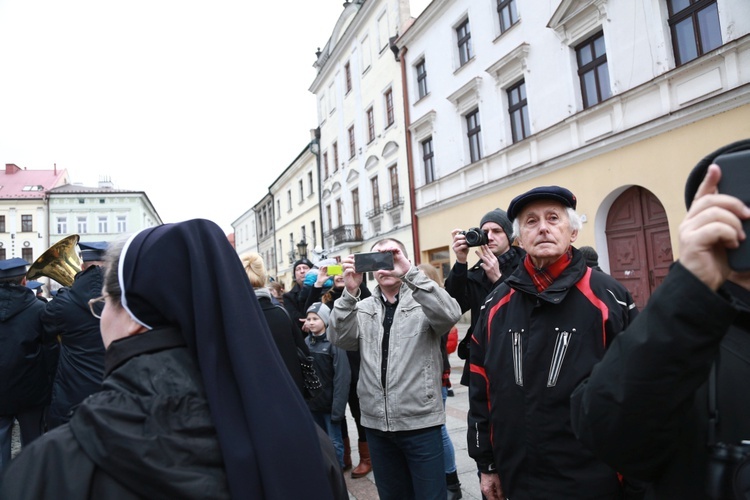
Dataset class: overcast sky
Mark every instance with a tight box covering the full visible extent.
[0,0,427,233]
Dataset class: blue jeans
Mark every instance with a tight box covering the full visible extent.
[441,386,457,474]
[366,426,446,500]
[311,412,345,468]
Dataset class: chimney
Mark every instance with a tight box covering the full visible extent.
[5,163,21,174]
[98,175,114,189]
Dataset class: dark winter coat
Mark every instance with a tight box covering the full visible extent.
[256,288,309,396]
[445,246,524,385]
[0,283,57,415]
[468,249,638,499]
[571,263,750,499]
[306,332,351,421]
[283,282,306,330]
[0,327,348,499]
[41,265,106,428]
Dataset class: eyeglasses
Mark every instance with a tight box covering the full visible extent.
[88,295,107,319]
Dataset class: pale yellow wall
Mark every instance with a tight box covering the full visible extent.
[419,104,750,265]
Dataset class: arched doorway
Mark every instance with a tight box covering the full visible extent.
[605,186,673,310]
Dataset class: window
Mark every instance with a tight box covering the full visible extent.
[668,0,721,66]
[98,216,108,233]
[422,137,435,184]
[389,165,399,202]
[366,107,375,143]
[276,200,281,218]
[278,239,283,264]
[21,214,33,232]
[377,12,389,52]
[287,190,292,211]
[333,142,339,171]
[361,35,372,71]
[22,248,33,262]
[498,0,519,33]
[508,80,530,143]
[336,199,343,227]
[348,125,356,159]
[326,204,332,231]
[466,108,483,163]
[0,215,4,232]
[416,59,428,98]
[344,62,352,94]
[311,221,317,247]
[301,225,306,242]
[576,32,611,109]
[352,188,360,225]
[308,172,314,195]
[457,19,473,66]
[117,215,127,233]
[327,82,335,114]
[77,216,87,234]
[323,152,329,179]
[384,88,394,127]
[56,217,67,234]
[371,176,380,210]
[0,248,5,260]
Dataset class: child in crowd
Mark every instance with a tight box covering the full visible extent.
[305,302,351,469]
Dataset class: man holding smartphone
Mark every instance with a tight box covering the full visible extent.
[571,140,750,499]
[330,238,462,500]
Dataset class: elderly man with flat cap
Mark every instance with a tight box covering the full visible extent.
[0,258,57,475]
[467,186,640,500]
[41,241,108,429]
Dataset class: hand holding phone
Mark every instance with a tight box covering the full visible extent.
[354,251,395,273]
[716,150,750,271]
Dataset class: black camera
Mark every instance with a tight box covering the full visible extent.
[461,227,489,247]
[706,441,750,499]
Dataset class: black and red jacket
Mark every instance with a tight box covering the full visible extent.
[468,248,638,499]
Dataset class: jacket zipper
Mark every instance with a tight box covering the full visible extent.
[547,328,574,387]
[512,330,523,386]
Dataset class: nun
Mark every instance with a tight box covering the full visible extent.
[0,219,346,499]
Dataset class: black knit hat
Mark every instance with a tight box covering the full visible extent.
[684,139,750,209]
[292,258,314,275]
[480,208,513,240]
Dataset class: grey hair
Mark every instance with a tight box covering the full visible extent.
[512,207,582,239]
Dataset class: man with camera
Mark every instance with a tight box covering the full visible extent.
[468,187,639,499]
[571,140,750,499]
[445,208,524,386]
[330,238,462,499]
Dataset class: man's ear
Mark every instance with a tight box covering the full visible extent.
[570,229,579,244]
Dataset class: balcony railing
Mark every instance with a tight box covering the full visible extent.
[365,205,383,218]
[383,197,404,211]
[324,224,363,245]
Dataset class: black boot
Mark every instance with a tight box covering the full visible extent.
[446,471,462,500]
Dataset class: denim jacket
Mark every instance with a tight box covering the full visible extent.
[330,266,461,432]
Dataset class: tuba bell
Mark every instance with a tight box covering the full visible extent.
[27,234,82,287]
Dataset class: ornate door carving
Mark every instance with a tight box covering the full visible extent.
[606,187,672,310]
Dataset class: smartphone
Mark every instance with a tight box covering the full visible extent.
[354,251,394,273]
[326,264,343,276]
[716,149,750,271]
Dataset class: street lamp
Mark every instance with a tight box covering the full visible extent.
[296,240,308,260]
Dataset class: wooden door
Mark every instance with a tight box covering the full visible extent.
[606,187,673,310]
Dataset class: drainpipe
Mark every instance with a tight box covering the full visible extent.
[313,127,325,255]
[399,45,420,264]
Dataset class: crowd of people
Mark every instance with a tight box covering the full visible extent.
[0,140,748,499]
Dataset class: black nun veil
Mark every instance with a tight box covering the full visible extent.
[116,219,335,499]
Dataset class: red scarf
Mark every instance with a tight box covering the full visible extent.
[523,247,573,292]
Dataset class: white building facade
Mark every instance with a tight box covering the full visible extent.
[232,208,258,257]
[310,0,416,261]
[397,0,750,306]
[269,142,323,289]
[48,182,162,245]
